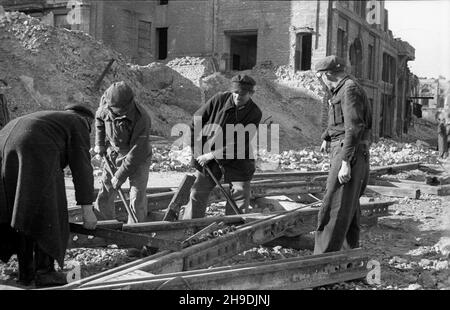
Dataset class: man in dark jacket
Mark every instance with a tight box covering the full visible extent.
[0,79,10,130]
[314,55,372,254]
[438,116,448,159]
[94,81,152,223]
[180,74,263,219]
[0,104,97,287]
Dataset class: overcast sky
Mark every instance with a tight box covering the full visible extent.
[385,0,450,79]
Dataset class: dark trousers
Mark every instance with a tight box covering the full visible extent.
[180,164,251,220]
[314,142,370,254]
[17,233,55,284]
[438,133,448,158]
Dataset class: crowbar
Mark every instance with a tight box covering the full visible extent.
[102,155,139,223]
[204,164,242,215]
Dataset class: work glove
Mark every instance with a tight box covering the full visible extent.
[94,145,106,156]
[81,204,97,230]
[320,140,330,153]
[196,152,215,167]
[111,176,123,191]
[338,161,352,184]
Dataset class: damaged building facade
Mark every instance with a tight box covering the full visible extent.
[3,0,416,140]
[418,77,450,122]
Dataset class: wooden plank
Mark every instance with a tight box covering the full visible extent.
[162,174,196,221]
[253,170,328,181]
[369,179,450,196]
[370,162,420,175]
[365,185,420,199]
[250,162,421,182]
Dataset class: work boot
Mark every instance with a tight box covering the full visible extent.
[17,269,34,287]
[17,247,35,286]
[34,271,68,288]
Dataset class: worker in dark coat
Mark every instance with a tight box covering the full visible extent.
[0,79,10,130]
[0,104,97,287]
[179,74,262,220]
[437,117,448,159]
[314,55,372,254]
[93,81,152,223]
[446,120,450,153]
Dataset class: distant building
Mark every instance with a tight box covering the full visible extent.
[3,0,416,140]
[418,77,449,122]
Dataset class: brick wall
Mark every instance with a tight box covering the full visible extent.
[91,1,155,64]
[214,0,329,68]
[164,1,213,58]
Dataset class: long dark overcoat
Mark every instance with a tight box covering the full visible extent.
[0,110,94,266]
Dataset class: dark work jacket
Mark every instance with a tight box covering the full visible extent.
[95,100,152,183]
[0,94,10,130]
[321,76,372,162]
[191,91,262,182]
[0,111,94,266]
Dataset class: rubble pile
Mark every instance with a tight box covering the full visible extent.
[272,65,328,100]
[138,137,441,173]
[150,145,192,172]
[0,11,192,135]
[167,56,216,87]
[130,62,203,114]
[370,138,440,166]
[220,246,312,266]
[65,248,132,278]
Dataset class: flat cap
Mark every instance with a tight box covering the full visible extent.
[104,81,134,113]
[64,103,95,119]
[315,55,347,72]
[231,74,256,92]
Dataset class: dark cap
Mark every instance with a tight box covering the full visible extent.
[104,81,134,114]
[315,55,347,72]
[230,74,256,93]
[64,103,95,119]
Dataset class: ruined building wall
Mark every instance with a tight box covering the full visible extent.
[214,0,292,68]
[90,1,155,65]
[162,1,214,59]
[213,0,329,69]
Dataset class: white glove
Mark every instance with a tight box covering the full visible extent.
[94,145,106,156]
[196,152,215,167]
[81,204,97,230]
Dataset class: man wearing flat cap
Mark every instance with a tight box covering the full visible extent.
[314,55,372,254]
[0,104,97,287]
[93,81,152,223]
[179,74,262,220]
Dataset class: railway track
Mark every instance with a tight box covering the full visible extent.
[57,161,447,290]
